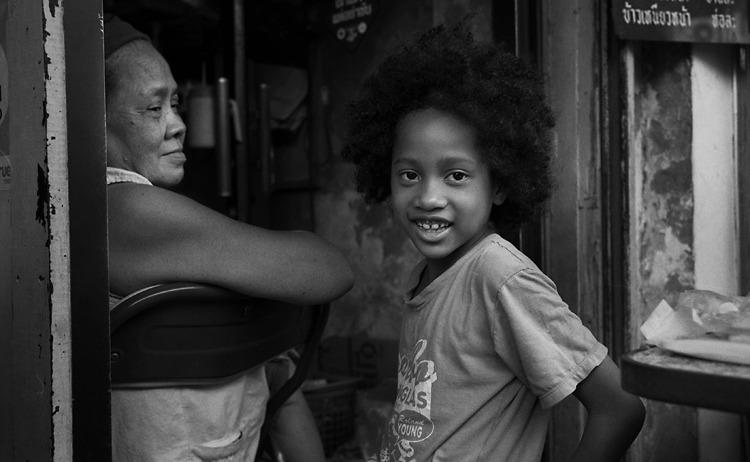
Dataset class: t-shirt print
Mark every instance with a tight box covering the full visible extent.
[382,339,437,462]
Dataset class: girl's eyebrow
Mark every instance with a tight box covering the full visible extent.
[436,155,480,168]
[391,156,417,166]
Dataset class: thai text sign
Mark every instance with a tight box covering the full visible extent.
[613,0,750,44]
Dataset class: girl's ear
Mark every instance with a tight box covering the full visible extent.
[493,186,507,206]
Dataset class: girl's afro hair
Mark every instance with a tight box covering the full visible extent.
[341,21,556,232]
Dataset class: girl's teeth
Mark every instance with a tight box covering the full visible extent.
[418,221,447,230]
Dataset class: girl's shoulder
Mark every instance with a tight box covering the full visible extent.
[470,234,544,286]
[477,234,536,268]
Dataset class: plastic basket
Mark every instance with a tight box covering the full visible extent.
[302,374,362,455]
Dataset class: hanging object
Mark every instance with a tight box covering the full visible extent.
[186,62,215,149]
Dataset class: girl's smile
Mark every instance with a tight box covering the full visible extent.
[412,218,452,243]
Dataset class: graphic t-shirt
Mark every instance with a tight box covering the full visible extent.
[373,234,608,462]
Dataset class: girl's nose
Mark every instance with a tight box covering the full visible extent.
[416,179,447,210]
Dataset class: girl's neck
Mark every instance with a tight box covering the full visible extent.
[413,228,495,297]
[412,265,437,298]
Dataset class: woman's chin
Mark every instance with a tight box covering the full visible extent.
[152,169,184,188]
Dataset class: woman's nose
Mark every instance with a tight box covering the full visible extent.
[167,109,186,139]
[416,179,447,210]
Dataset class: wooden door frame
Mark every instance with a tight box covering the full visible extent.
[64,0,112,459]
[1,1,111,460]
[536,0,626,460]
[738,46,750,298]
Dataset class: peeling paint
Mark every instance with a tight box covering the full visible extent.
[637,42,694,308]
[35,164,48,228]
[47,0,59,18]
[634,42,698,459]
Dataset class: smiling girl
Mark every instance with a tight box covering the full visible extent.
[343,21,645,462]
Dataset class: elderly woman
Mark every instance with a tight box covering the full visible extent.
[104,15,353,462]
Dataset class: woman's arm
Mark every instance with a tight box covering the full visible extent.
[570,356,646,462]
[108,183,354,304]
[269,388,326,462]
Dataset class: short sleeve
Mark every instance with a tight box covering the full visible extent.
[489,268,607,409]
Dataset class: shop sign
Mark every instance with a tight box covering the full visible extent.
[328,0,379,53]
[612,0,750,44]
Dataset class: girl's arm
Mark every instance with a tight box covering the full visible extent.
[570,356,646,462]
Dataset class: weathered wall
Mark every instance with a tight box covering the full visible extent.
[630,42,698,461]
[0,2,110,459]
[313,2,429,347]
[3,1,54,459]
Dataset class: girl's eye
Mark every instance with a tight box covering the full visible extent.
[447,172,468,182]
[399,171,419,183]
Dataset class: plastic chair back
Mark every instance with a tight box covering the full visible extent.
[109,282,329,460]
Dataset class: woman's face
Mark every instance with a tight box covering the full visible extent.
[106,42,186,188]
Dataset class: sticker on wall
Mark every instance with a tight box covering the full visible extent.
[0,150,10,191]
[329,0,379,53]
[0,43,6,126]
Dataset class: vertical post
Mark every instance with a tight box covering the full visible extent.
[5,0,56,458]
[600,0,627,363]
[64,0,111,459]
[738,46,750,298]
[233,0,249,222]
[215,77,232,198]
[0,2,12,461]
[45,2,73,460]
[692,43,743,462]
[539,0,603,460]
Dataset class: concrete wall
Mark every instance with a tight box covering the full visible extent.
[626,41,743,461]
[628,42,699,461]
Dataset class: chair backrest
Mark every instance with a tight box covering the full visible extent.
[109,282,330,459]
[110,282,328,386]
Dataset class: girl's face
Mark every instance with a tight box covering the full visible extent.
[106,43,186,188]
[390,108,506,277]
